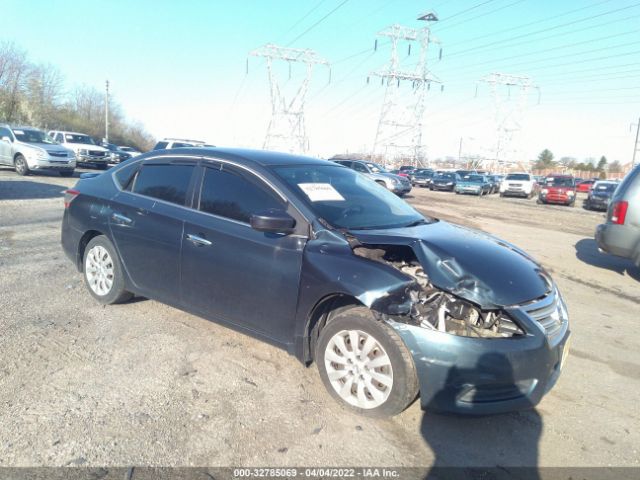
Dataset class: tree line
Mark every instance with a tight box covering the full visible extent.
[0,41,154,151]
[533,149,623,177]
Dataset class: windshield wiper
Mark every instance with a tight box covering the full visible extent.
[404,218,429,228]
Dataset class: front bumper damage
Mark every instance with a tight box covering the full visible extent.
[344,222,570,414]
[388,311,569,414]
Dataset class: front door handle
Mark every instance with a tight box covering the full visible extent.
[112,213,132,225]
[186,233,212,247]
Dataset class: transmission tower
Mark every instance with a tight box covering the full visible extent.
[478,73,539,171]
[249,44,329,154]
[371,12,441,167]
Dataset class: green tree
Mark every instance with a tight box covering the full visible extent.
[534,149,555,170]
[597,156,608,172]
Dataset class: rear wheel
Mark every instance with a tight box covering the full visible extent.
[14,155,30,176]
[83,235,133,305]
[316,307,418,417]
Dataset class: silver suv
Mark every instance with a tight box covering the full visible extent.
[333,159,412,196]
[0,124,76,177]
[596,164,640,266]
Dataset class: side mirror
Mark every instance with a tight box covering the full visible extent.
[1,136,12,143]
[250,209,296,234]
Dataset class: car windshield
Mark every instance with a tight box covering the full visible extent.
[415,169,433,175]
[545,177,574,187]
[465,175,484,183]
[12,129,56,145]
[435,173,455,180]
[594,183,617,192]
[505,174,530,181]
[65,134,96,145]
[365,162,388,173]
[274,165,427,230]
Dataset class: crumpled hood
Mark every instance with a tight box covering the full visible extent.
[348,220,551,309]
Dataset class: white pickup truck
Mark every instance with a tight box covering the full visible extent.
[499,173,538,199]
[48,130,110,169]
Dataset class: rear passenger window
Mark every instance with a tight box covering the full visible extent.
[199,167,282,223]
[133,164,194,205]
[114,162,139,189]
[154,141,169,150]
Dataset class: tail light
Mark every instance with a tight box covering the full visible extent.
[611,200,628,225]
[64,189,80,208]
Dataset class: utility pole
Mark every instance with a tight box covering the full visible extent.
[249,44,329,154]
[477,73,539,172]
[105,80,110,143]
[371,11,441,168]
[631,117,640,166]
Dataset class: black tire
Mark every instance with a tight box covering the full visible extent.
[315,307,418,418]
[82,235,133,305]
[59,170,74,177]
[14,155,30,176]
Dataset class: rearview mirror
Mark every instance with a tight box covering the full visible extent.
[250,209,296,234]
[1,136,11,143]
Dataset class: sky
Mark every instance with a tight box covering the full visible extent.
[3,0,640,163]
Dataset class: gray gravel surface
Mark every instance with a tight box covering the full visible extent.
[0,167,638,468]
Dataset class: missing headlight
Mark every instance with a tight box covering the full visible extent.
[412,292,524,338]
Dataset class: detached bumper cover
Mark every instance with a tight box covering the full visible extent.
[388,308,570,415]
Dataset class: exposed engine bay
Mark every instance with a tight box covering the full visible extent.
[352,244,524,338]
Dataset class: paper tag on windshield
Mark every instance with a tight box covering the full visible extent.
[298,183,345,202]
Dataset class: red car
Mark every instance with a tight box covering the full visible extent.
[576,180,595,193]
[537,175,577,206]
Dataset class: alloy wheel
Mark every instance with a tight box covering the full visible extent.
[85,245,115,296]
[324,329,393,409]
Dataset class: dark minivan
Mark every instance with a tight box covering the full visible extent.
[62,148,570,417]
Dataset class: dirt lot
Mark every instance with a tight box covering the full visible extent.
[0,167,639,469]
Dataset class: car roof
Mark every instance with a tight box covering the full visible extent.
[148,147,335,168]
[53,130,91,135]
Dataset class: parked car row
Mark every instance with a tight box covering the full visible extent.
[331,159,412,196]
[0,123,142,176]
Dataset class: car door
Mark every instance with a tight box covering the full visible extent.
[0,127,13,165]
[180,162,307,344]
[109,158,197,304]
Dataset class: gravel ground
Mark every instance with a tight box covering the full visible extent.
[0,167,638,469]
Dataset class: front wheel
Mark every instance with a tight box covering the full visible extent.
[14,155,30,176]
[83,235,133,305]
[316,307,418,417]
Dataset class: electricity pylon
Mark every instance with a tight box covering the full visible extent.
[371,12,441,167]
[249,44,329,154]
[478,73,539,170]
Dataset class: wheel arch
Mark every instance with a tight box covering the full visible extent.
[77,230,105,271]
[303,293,367,365]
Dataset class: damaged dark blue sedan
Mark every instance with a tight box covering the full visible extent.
[61,149,570,417]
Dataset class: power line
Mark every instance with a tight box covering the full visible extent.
[287,0,351,47]
[437,0,498,24]
[446,0,615,48]
[435,0,526,32]
[442,30,640,76]
[280,0,328,39]
[446,0,638,58]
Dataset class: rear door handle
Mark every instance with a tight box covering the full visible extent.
[186,233,212,247]
[112,213,132,225]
